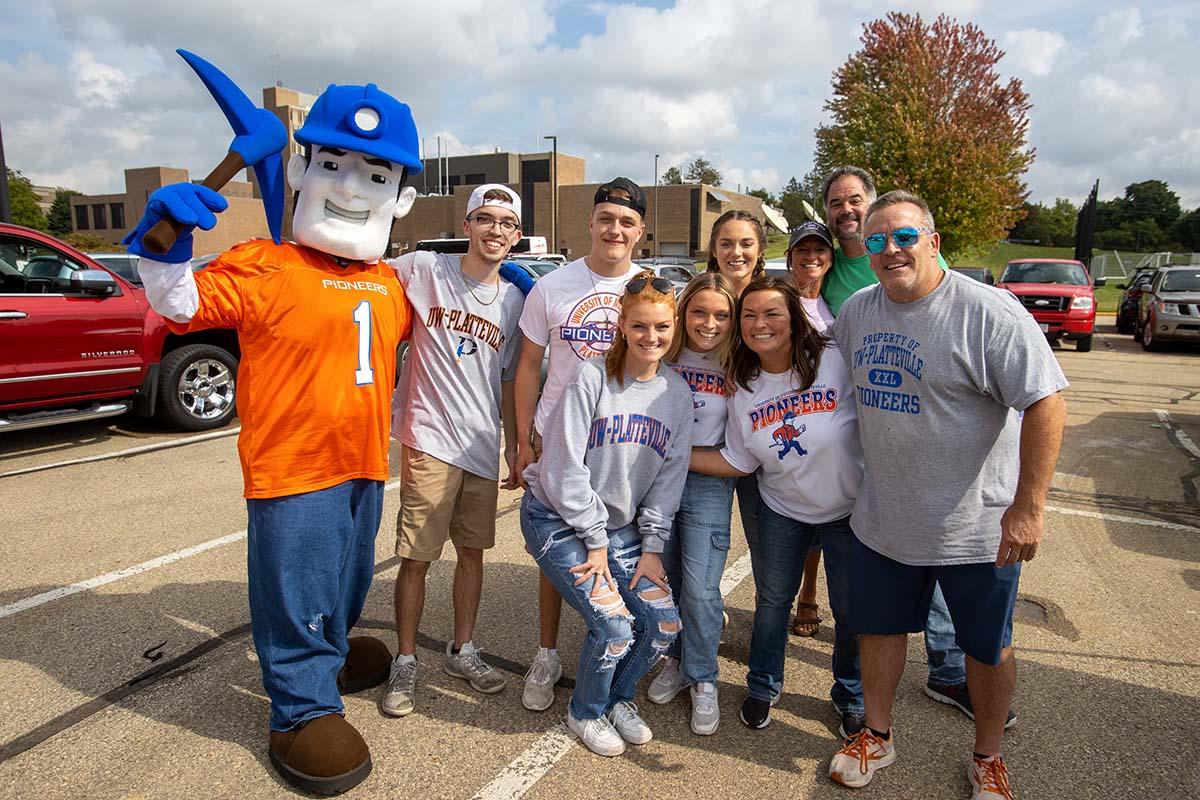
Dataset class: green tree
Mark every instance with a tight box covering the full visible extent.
[684,157,722,186]
[6,169,47,231]
[1170,208,1200,251]
[748,187,775,205]
[777,176,809,229]
[1041,197,1078,247]
[47,188,80,236]
[661,166,683,185]
[1122,179,1181,230]
[813,12,1034,256]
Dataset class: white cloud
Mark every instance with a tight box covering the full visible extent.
[1001,29,1066,77]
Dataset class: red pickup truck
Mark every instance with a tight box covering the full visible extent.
[0,223,239,433]
[995,257,1105,352]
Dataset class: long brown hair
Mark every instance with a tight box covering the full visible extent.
[605,270,677,386]
[728,276,825,393]
[705,209,766,280]
[666,271,737,365]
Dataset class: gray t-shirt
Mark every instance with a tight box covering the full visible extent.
[524,358,694,554]
[830,271,1068,566]
[389,251,524,480]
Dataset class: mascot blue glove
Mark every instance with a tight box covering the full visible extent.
[123,184,229,263]
[498,260,535,296]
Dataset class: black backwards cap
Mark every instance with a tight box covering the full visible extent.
[594,177,647,218]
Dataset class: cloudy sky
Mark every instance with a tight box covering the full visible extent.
[3,1,1198,209]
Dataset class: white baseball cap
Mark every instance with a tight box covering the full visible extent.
[465,183,522,222]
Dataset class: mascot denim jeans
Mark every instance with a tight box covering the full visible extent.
[246,479,384,731]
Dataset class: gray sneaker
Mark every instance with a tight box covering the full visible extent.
[380,656,418,717]
[444,641,507,694]
[522,647,562,711]
[690,682,720,735]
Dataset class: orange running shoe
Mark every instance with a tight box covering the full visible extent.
[969,754,1015,799]
[828,727,896,788]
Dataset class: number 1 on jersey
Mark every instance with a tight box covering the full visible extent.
[353,301,374,385]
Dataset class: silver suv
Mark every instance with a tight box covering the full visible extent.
[1137,265,1200,351]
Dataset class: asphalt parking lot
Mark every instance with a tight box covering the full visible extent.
[1,317,1198,799]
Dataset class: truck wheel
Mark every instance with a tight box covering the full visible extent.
[1075,334,1093,352]
[157,344,239,431]
[1141,314,1166,352]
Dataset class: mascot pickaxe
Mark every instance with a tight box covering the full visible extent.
[125,51,423,795]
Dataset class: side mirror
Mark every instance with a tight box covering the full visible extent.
[1093,276,1107,287]
[1117,283,1127,290]
[69,269,117,296]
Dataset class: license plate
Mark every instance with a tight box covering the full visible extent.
[1039,323,1049,332]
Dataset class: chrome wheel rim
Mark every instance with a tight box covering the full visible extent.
[177,358,235,421]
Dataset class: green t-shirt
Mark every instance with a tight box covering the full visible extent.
[822,249,950,317]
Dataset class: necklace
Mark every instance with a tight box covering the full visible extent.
[462,264,501,306]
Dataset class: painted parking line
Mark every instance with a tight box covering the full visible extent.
[470,550,754,800]
[0,426,241,480]
[0,478,404,622]
[1046,504,1200,534]
[1154,409,1200,460]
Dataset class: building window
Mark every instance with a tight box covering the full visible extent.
[522,159,549,183]
[92,204,107,229]
[449,175,462,188]
[75,205,89,230]
[110,203,126,229]
[465,173,486,185]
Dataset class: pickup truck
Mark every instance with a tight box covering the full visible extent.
[0,223,239,433]
[995,257,1105,352]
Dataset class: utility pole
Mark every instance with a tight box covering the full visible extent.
[0,121,11,224]
[544,135,558,254]
[654,153,660,259]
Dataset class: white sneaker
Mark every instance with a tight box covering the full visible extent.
[647,657,687,704]
[522,647,561,711]
[379,656,418,717]
[690,682,720,735]
[607,701,653,745]
[828,728,897,788]
[566,710,626,757]
[969,754,1014,799]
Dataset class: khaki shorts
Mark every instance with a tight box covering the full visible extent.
[396,445,499,561]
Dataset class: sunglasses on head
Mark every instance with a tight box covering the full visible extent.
[863,226,933,255]
[625,276,674,295]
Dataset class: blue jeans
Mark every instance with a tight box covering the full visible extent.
[735,474,762,554]
[521,493,681,720]
[662,472,735,684]
[926,583,966,685]
[246,479,384,731]
[747,501,842,703]
[817,518,863,714]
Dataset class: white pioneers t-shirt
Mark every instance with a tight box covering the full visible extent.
[801,295,836,333]
[518,257,641,435]
[720,347,863,524]
[668,347,729,448]
[389,251,524,480]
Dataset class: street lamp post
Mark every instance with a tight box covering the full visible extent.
[653,153,660,259]
[544,135,557,255]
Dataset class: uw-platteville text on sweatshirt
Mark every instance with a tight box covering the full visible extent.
[524,358,694,553]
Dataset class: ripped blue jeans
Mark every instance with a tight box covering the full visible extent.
[521,492,681,721]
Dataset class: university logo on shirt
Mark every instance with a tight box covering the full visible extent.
[770,414,807,460]
[747,386,839,461]
[560,291,622,360]
[852,331,923,415]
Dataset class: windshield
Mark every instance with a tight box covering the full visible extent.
[1000,261,1088,285]
[1162,271,1200,292]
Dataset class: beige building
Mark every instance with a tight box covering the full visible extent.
[68,83,772,261]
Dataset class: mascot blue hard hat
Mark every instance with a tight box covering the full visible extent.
[295,83,423,174]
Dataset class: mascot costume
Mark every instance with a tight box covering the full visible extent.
[126,51,430,795]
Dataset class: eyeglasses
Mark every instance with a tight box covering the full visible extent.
[469,214,519,234]
[863,226,933,254]
[625,276,674,295]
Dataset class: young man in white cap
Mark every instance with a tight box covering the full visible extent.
[511,177,649,711]
[380,184,527,717]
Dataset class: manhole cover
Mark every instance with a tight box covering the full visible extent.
[1012,597,1048,622]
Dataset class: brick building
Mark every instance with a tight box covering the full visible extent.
[68,83,774,260]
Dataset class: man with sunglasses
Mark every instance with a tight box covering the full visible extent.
[827,191,1067,799]
[379,184,527,718]
[819,165,1005,739]
[512,177,648,712]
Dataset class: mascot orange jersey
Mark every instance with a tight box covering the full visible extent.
[170,240,412,498]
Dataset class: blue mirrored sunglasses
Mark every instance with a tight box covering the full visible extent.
[863,226,933,254]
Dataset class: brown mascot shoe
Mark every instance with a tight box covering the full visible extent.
[337,636,392,695]
[269,714,371,795]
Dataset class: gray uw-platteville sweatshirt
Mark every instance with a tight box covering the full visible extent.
[525,358,694,553]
